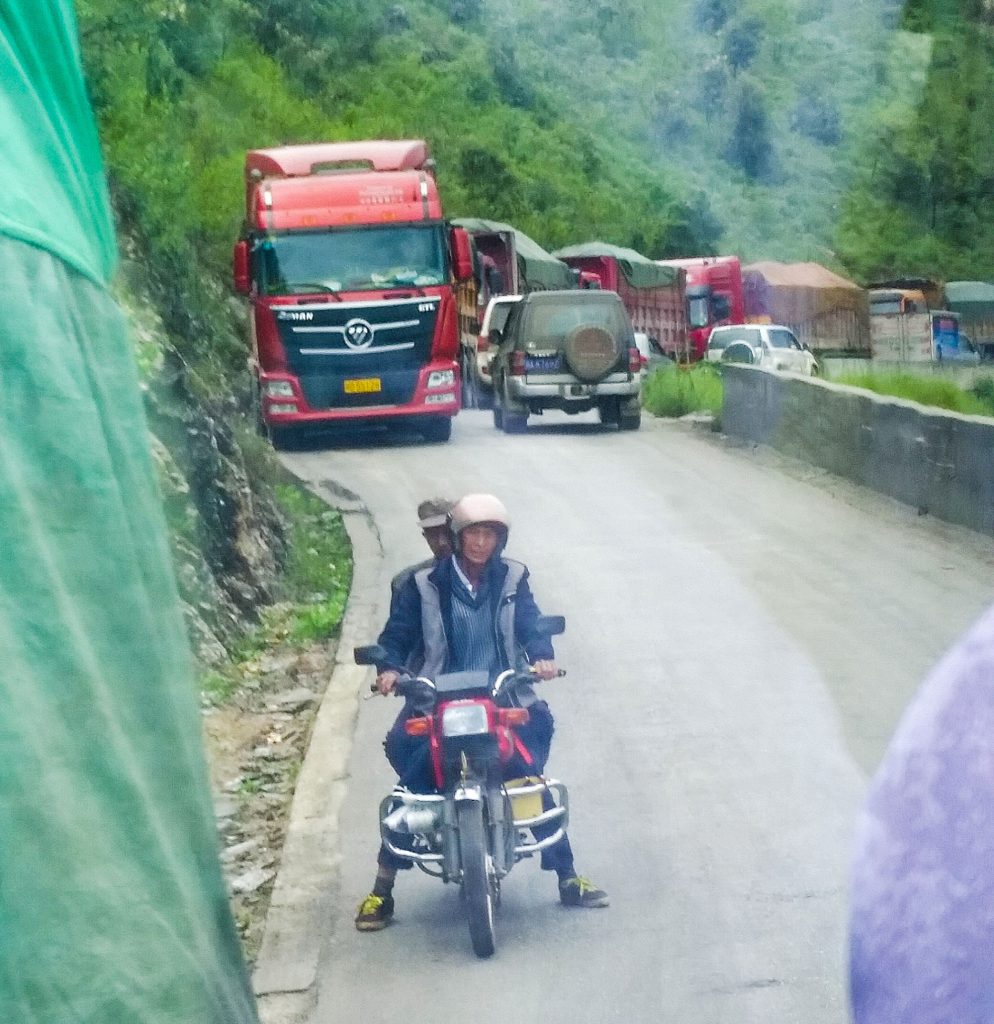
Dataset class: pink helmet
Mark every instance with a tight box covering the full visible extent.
[449,493,510,536]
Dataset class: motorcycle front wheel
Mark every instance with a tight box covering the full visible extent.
[458,801,496,958]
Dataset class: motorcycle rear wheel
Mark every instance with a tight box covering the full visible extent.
[458,801,496,958]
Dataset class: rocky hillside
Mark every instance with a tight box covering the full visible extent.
[114,236,289,666]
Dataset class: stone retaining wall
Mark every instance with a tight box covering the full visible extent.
[721,366,994,536]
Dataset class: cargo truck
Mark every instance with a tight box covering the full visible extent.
[655,255,744,361]
[553,242,689,361]
[942,281,994,360]
[742,260,871,357]
[869,308,971,362]
[232,140,473,446]
[453,218,573,407]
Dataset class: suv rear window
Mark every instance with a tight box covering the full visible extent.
[519,297,629,352]
[709,326,761,350]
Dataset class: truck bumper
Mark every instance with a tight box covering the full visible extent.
[259,363,460,426]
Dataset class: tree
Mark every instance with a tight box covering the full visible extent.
[727,78,772,180]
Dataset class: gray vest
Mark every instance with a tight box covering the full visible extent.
[414,558,537,706]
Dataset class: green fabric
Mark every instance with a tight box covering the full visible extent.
[453,217,575,290]
[0,3,258,1021]
[552,241,680,289]
[0,0,117,285]
[944,280,994,318]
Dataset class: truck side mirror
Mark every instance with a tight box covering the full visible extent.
[232,240,251,295]
[450,227,474,283]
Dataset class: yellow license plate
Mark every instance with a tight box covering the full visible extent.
[344,377,382,394]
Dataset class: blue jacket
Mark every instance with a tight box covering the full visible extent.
[377,554,554,691]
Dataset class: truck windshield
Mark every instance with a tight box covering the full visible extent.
[255,225,447,294]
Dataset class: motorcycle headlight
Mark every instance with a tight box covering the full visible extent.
[442,703,489,737]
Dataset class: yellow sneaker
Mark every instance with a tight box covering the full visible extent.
[354,892,394,931]
[559,876,609,908]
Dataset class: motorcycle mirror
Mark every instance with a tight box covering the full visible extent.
[354,644,387,666]
[535,615,565,637]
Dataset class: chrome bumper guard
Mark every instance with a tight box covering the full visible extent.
[509,779,570,856]
[377,779,571,863]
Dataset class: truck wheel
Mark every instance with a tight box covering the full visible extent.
[498,378,528,433]
[618,398,641,431]
[502,411,528,434]
[458,801,496,958]
[267,425,301,451]
[598,399,620,427]
[421,417,452,443]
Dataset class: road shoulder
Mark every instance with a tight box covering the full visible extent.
[253,487,380,1024]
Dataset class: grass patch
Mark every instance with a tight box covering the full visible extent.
[835,371,994,417]
[642,362,723,419]
[275,483,353,641]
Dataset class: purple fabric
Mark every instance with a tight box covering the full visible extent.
[850,603,994,1023]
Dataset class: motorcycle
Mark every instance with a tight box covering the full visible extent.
[354,615,569,958]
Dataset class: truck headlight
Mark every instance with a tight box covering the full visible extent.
[442,703,489,737]
[263,380,296,398]
[427,369,455,389]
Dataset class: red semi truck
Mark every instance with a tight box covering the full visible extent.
[655,255,744,361]
[552,242,689,360]
[232,140,473,446]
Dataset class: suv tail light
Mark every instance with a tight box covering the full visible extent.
[628,347,641,374]
[510,351,526,376]
[477,333,489,353]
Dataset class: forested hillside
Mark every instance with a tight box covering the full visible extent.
[72,3,994,648]
[76,0,994,374]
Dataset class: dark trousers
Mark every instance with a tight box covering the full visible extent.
[378,700,575,875]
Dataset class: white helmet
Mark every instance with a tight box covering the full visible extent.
[449,493,510,536]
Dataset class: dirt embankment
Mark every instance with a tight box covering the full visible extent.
[202,634,336,963]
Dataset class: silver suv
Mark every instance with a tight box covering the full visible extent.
[489,290,641,433]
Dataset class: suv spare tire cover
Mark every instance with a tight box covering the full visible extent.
[563,325,621,382]
[721,341,755,365]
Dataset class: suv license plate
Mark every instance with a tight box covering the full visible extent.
[344,377,382,394]
[524,354,562,372]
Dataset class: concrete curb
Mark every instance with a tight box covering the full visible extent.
[253,487,381,1024]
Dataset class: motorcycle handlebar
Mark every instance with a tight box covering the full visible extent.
[368,666,565,695]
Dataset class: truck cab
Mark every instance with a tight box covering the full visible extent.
[232,141,473,446]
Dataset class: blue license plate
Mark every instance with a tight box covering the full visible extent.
[525,354,562,373]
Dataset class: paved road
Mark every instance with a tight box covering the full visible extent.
[281,409,994,1024]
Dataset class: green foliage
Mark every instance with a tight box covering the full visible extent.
[642,363,724,419]
[75,0,994,380]
[274,484,353,641]
[835,370,994,416]
[838,4,994,280]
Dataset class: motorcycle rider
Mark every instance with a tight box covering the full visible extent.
[382,497,454,779]
[355,493,609,931]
